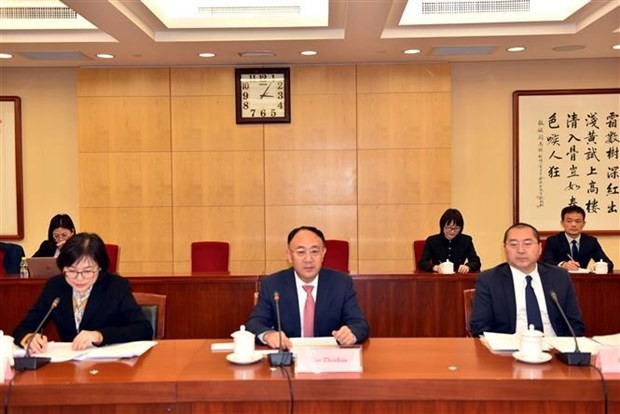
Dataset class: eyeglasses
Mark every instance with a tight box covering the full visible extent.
[64,267,100,279]
[290,248,323,258]
[444,226,461,232]
[53,232,72,241]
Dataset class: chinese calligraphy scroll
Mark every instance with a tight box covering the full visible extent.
[513,89,619,234]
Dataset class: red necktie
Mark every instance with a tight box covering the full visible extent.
[303,285,315,337]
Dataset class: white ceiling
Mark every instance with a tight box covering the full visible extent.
[0,0,619,67]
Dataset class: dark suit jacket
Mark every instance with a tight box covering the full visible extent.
[245,267,370,343]
[12,272,152,346]
[418,233,481,272]
[541,232,614,272]
[469,262,585,338]
[32,240,58,258]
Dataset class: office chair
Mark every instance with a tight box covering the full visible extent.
[105,244,120,273]
[132,292,167,340]
[191,241,230,273]
[463,288,476,337]
[322,239,350,274]
[413,240,426,271]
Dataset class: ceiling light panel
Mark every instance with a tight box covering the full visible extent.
[0,0,96,29]
[399,0,590,25]
[141,0,328,28]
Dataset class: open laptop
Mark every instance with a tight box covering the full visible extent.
[26,257,61,278]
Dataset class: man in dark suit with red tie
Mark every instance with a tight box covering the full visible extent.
[469,223,585,338]
[541,205,614,273]
[245,226,369,349]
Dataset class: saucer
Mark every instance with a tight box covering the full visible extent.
[512,351,552,364]
[226,352,263,365]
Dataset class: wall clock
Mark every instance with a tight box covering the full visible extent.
[235,68,290,124]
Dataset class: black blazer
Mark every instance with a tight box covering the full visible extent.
[469,262,585,338]
[418,233,481,272]
[541,232,614,272]
[245,267,370,343]
[12,272,152,346]
[32,240,58,258]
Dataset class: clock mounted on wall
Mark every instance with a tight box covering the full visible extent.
[235,67,291,124]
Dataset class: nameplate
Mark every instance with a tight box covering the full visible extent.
[294,346,362,373]
[595,346,620,374]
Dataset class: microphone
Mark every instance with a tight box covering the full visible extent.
[549,291,590,366]
[268,291,293,367]
[15,297,60,370]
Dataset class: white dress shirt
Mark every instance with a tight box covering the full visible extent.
[510,265,557,337]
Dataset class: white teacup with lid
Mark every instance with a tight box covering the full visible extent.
[594,260,608,274]
[231,325,255,362]
[440,260,454,274]
[0,330,15,381]
[519,325,543,360]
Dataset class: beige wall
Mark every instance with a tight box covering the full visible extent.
[452,58,620,268]
[77,64,451,274]
[1,58,618,273]
[0,67,79,256]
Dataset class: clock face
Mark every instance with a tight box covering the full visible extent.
[235,68,290,124]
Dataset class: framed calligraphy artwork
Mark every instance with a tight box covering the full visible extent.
[513,89,619,235]
[0,96,24,239]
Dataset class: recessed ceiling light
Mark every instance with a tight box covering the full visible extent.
[552,45,585,52]
[613,44,620,51]
[507,46,526,52]
[96,53,115,59]
[198,52,216,58]
[0,53,13,59]
[300,50,318,56]
[403,49,421,55]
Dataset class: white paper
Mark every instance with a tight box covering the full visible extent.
[544,337,601,354]
[592,333,620,348]
[568,268,590,274]
[482,332,520,351]
[23,341,157,362]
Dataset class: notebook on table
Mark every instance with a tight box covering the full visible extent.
[26,257,61,278]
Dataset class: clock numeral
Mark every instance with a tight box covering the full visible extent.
[242,91,249,100]
[277,91,284,99]
[277,81,283,89]
[241,82,250,90]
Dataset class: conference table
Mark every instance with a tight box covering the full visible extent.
[0,273,618,340]
[1,338,618,413]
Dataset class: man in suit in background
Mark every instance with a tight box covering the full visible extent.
[541,205,614,272]
[245,226,369,349]
[469,223,585,338]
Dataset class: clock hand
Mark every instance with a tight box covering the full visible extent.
[260,83,274,98]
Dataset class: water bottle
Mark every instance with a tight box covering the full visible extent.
[19,257,29,278]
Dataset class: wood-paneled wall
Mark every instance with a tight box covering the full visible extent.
[77,64,451,274]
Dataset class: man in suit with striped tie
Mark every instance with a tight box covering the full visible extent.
[469,223,585,338]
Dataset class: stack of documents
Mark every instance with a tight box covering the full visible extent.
[13,341,157,363]
[482,332,601,354]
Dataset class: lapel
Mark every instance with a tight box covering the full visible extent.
[78,276,106,329]
[499,264,517,332]
[57,280,77,332]
[559,233,573,259]
[314,270,331,327]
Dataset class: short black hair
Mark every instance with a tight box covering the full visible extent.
[287,226,326,245]
[503,223,540,244]
[439,209,464,233]
[561,205,586,220]
[56,232,110,272]
[47,214,76,242]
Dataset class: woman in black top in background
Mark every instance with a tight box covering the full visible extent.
[419,208,481,274]
[33,214,76,257]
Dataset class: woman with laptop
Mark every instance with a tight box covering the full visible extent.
[13,233,152,352]
[33,213,76,258]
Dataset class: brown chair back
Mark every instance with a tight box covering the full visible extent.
[463,288,475,337]
[133,292,167,339]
